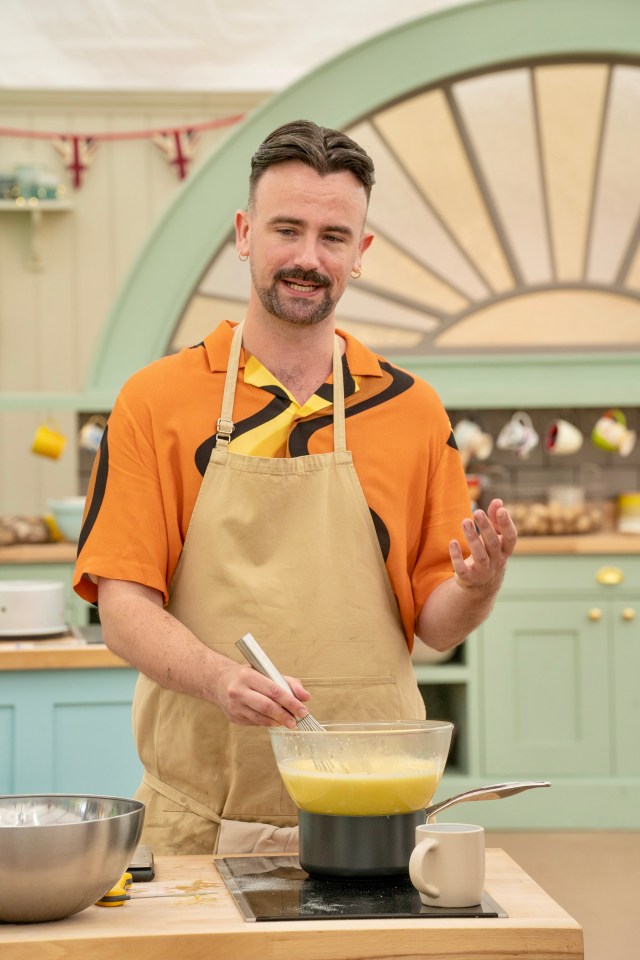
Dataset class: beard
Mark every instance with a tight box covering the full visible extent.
[252,266,337,326]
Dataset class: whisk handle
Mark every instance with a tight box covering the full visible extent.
[236,633,293,695]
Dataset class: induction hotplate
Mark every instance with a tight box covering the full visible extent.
[216,856,508,922]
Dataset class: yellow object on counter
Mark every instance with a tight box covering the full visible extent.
[279,757,440,816]
[617,492,640,533]
[95,872,132,907]
[43,514,63,542]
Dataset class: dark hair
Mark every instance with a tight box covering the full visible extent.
[248,119,375,206]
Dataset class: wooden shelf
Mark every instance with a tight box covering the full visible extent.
[0,199,72,211]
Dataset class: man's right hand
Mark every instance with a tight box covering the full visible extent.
[213,660,311,728]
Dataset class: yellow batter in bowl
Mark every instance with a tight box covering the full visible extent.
[278,756,440,816]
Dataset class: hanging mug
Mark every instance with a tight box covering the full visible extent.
[78,415,107,454]
[496,411,539,459]
[545,419,584,456]
[592,410,636,457]
[31,419,67,460]
[453,419,494,468]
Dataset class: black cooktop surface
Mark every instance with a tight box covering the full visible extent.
[216,856,508,922]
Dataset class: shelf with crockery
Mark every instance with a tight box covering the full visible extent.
[0,198,73,211]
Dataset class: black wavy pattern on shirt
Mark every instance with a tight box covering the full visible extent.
[447,429,458,449]
[370,508,391,563]
[314,354,357,402]
[288,360,414,457]
[77,425,109,556]
[194,356,355,476]
[288,360,413,560]
[194,386,291,476]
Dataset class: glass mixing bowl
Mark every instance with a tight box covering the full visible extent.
[269,720,453,817]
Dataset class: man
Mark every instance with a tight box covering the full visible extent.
[74,120,516,855]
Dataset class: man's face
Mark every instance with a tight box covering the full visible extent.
[235,160,373,327]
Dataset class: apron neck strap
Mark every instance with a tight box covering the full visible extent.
[331,335,346,453]
[217,320,347,452]
[216,321,245,446]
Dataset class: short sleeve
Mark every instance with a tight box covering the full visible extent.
[73,391,171,604]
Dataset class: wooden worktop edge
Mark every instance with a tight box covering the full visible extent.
[1,535,639,566]
[0,644,128,670]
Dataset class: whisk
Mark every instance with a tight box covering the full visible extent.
[235,633,326,732]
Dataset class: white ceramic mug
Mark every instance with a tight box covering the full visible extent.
[409,822,485,908]
[496,411,539,459]
[544,418,584,456]
[592,410,636,457]
[78,415,107,453]
[453,420,493,463]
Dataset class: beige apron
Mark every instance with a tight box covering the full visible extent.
[132,321,425,855]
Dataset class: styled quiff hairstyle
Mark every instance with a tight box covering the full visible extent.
[248,119,375,207]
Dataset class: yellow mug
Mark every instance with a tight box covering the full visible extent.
[31,421,67,459]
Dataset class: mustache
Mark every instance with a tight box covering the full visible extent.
[275,268,331,287]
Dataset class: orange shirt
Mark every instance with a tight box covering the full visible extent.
[74,321,471,645]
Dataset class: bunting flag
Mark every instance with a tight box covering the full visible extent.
[51,136,101,189]
[0,113,244,191]
[152,128,199,180]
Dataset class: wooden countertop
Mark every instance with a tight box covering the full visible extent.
[0,633,127,670]
[1,534,639,566]
[0,851,583,960]
[514,531,640,554]
[0,542,78,564]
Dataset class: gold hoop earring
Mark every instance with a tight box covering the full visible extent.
[350,267,361,279]
[239,253,249,262]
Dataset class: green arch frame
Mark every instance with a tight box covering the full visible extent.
[85,0,640,409]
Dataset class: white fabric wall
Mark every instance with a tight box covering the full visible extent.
[1,0,474,91]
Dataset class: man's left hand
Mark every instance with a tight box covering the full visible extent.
[449,498,517,593]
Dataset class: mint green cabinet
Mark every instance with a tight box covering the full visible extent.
[475,555,639,827]
[415,554,640,828]
[482,598,610,777]
[613,599,640,776]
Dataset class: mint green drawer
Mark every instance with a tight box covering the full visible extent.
[502,555,639,595]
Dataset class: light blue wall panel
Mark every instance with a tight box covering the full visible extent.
[0,669,142,797]
[53,700,140,796]
[0,705,15,793]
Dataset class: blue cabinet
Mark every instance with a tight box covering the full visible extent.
[0,668,142,797]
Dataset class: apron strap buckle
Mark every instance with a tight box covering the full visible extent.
[216,417,235,443]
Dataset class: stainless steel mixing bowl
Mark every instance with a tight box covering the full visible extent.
[0,794,145,923]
